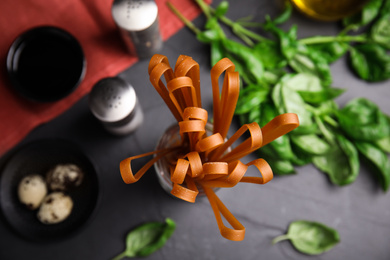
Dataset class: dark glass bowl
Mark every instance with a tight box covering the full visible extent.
[6,26,86,102]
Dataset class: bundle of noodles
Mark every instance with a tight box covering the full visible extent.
[120,54,299,241]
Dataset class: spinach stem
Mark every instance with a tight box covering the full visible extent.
[218,15,268,43]
[234,29,255,46]
[167,2,202,35]
[236,21,264,28]
[299,34,367,45]
[195,0,268,44]
[315,116,335,144]
[304,103,316,113]
[111,251,129,260]
[271,234,290,244]
[323,115,339,128]
[194,0,212,20]
[338,24,360,36]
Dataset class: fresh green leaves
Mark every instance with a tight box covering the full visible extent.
[288,44,332,87]
[197,17,225,44]
[272,220,340,255]
[213,0,229,18]
[264,19,333,86]
[313,135,359,186]
[375,135,390,153]
[291,135,330,155]
[307,41,349,64]
[272,1,293,25]
[265,157,296,175]
[112,218,176,260]
[349,43,390,82]
[355,141,390,191]
[261,103,295,160]
[263,19,298,60]
[253,41,287,69]
[342,0,383,28]
[335,98,390,190]
[283,73,344,103]
[272,75,316,134]
[173,0,390,188]
[222,38,264,84]
[341,0,390,82]
[371,14,390,49]
[235,84,268,115]
[337,98,390,141]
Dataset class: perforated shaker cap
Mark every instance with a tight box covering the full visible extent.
[111,0,158,31]
[89,77,137,123]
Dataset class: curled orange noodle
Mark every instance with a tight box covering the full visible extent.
[120,54,299,241]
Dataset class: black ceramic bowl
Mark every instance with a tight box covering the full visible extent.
[6,26,86,102]
[0,139,99,242]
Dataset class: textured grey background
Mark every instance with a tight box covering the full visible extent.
[1,0,390,259]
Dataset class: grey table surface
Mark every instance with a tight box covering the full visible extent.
[1,1,390,259]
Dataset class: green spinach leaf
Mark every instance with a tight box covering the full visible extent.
[337,98,390,141]
[263,156,296,175]
[284,73,322,91]
[349,43,390,82]
[291,134,331,155]
[342,0,383,28]
[298,88,345,104]
[272,76,317,134]
[264,21,298,60]
[248,104,262,123]
[284,73,344,103]
[222,38,264,84]
[289,44,332,86]
[214,1,229,18]
[375,135,390,153]
[290,142,314,166]
[224,52,253,84]
[307,41,349,64]
[235,84,268,114]
[258,143,296,175]
[112,218,176,260]
[313,135,359,186]
[261,103,295,160]
[272,220,340,255]
[197,17,225,44]
[379,0,390,17]
[210,40,225,66]
[253,41,288,69]
[371,13,390,49]
[312,100,339,117]
[273,1,293,25]
[355,141,390,191]
[290,154,312,166]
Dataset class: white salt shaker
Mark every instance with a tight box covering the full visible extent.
[111,0,163,59]
[89,77,143,135]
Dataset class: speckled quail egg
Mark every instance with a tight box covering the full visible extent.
[46,164,84,191]
[18,174,48,210]
[37,192,73,224]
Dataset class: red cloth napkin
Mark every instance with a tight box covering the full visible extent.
[0,0,205,156]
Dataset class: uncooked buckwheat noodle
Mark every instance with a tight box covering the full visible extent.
[120,54,299,241]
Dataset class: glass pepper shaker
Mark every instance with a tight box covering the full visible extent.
[89,77,143,135]
[111,0,163,59]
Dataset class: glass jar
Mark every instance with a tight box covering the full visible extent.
[290,0,368,21]
[154,123,220,198]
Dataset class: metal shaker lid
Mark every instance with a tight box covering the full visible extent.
[89,77,137,123]
[112,0,158,31]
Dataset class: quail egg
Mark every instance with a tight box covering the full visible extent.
[18,174,47,210]
[37,192,73,224]
[46,164,84,191]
